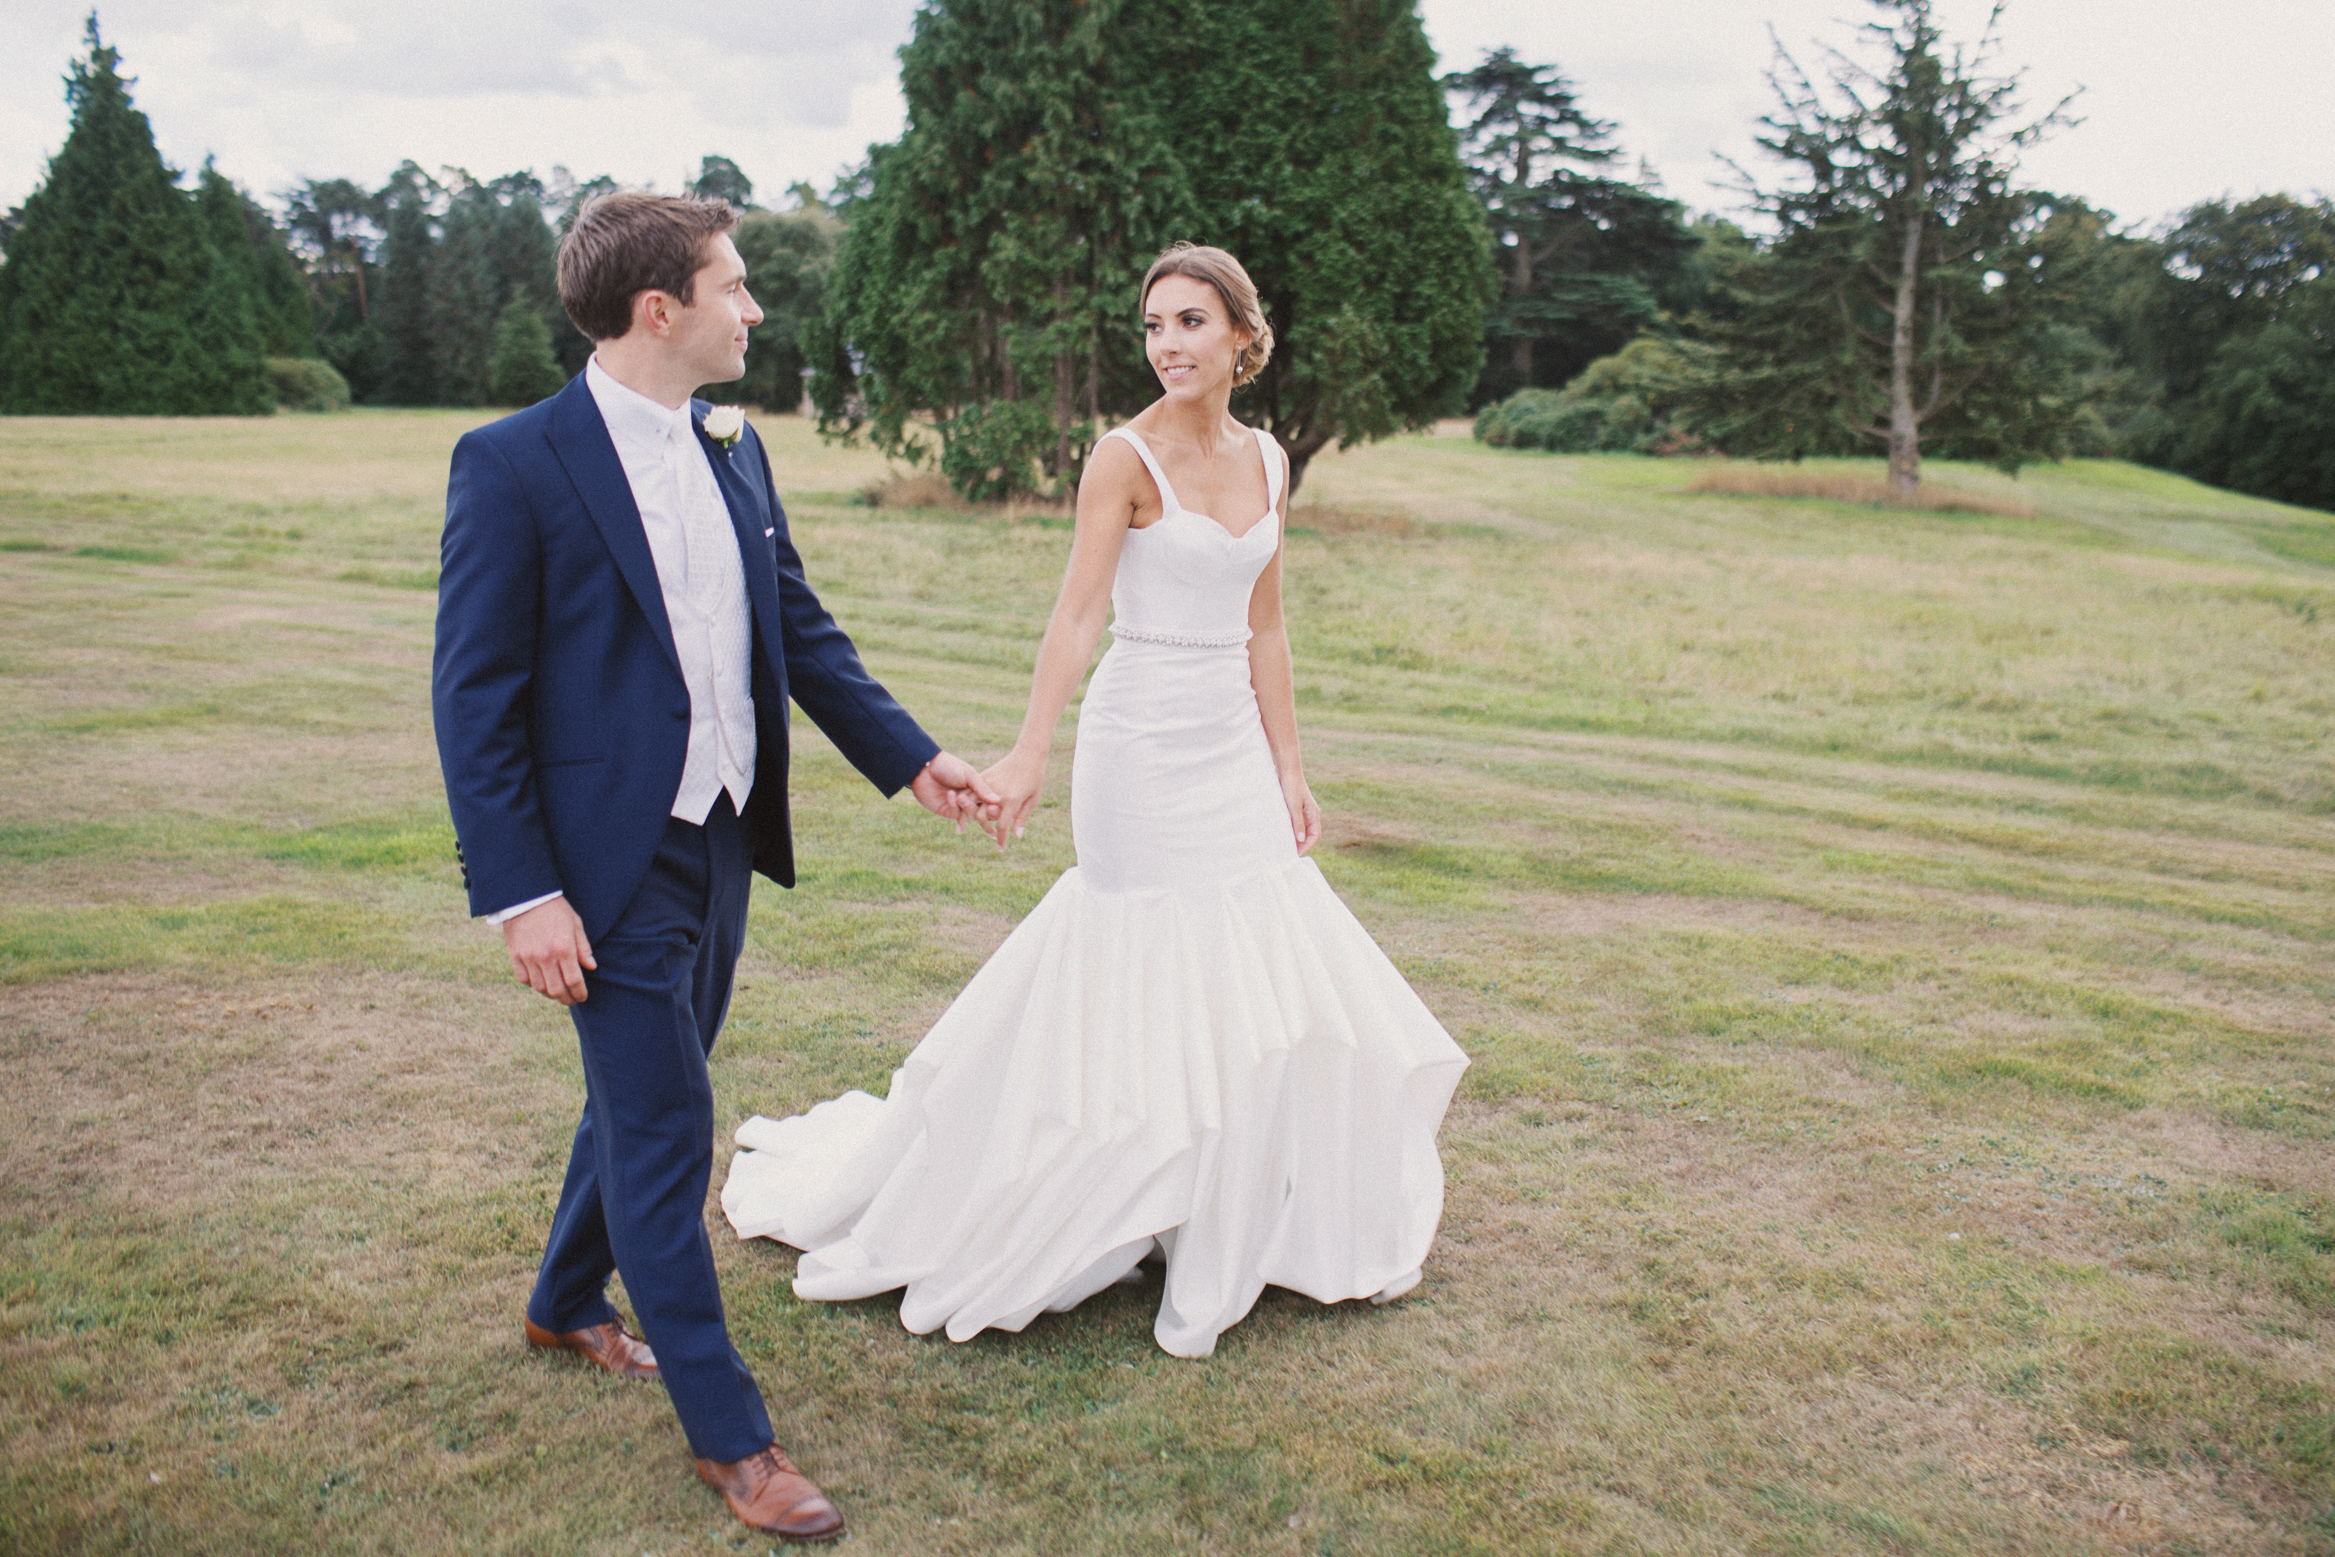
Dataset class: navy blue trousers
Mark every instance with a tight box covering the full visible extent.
[526,796,773,1463]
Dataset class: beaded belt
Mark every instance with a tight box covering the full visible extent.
[1108,624,1253,649]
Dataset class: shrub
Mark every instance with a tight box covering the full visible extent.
[939,400,1064,503]
[1474,337,1710,454]
[488,301,567,408]
[266,357,351,412]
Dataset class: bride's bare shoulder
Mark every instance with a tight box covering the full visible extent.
[1080,431,1161,526]
[1080,431,1147,492]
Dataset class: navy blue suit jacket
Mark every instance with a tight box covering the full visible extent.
[432,372,939,943]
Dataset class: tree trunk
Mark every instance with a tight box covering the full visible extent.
[1279,424,1333,498]
[1886,210,1924,500]
[1507,232,1535,386]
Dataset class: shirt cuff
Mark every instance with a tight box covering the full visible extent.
[485,890,563,926]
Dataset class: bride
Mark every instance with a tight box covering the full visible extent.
[721,243,1468,1358]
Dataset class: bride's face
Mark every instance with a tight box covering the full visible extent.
[1143,275,1250,402]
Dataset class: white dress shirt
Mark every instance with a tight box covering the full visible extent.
[486,358,758,925]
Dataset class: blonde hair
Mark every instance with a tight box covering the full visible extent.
[1141,242,1275,386]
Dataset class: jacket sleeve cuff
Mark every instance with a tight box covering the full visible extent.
[878,732,945,797]
[484,890,563,926]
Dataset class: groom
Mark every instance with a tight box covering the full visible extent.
[432,191,994,1542]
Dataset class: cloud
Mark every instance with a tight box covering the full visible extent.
[2,0,2326,227]
[0,0,920,207]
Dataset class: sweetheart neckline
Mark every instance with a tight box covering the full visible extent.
[1129,506,1280,544]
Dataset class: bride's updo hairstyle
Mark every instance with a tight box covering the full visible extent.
[1141,242,1275,387]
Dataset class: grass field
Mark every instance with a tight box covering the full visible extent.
[2,409,2331,1556]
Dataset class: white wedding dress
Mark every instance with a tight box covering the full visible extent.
[721,425,1468,1358]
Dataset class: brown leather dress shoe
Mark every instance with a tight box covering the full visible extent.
[522,1316,659,1380]
[696,1444,846,1542]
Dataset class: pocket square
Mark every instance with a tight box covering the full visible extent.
[763,528,775,538]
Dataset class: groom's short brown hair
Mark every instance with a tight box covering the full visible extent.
[558,192,739,342]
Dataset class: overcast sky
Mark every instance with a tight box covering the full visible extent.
[3,1,2327,232]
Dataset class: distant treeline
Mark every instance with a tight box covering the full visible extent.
[1,8,2328,514]
[285,154,835,415]
[0,21,837,419]
[1468,8,2334,514]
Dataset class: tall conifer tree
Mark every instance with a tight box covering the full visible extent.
[0,17,270,414]
[1698,0,2082,491]
[1145,0,1490,487]
[195,164,316,359]
[374,163,443,405]
[431,174,560,406]
[1445,49,1699,404]
[815,0,1489,495]
[813,0,1193,491]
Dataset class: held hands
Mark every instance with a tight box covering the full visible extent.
[910,750,1006,837]
[503,896,596,1005]
[978,745,1048,849]
[1282,768,1322,855]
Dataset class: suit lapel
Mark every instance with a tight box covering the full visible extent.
[692,405,788,687]
[545,375,682,680]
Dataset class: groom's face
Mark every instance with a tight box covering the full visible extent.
[665,234,763,384]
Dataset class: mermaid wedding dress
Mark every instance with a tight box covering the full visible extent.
[720,425,1468,1358]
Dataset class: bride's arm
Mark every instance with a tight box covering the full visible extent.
[1247,449,1321,855]
[983,438,1146,842]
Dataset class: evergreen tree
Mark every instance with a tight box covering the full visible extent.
[195,163,314,358]
[431,173,560,406]
[374,162,442,404]
[488,297,567,405]
[1697,0,2081,492]
[0,17,270,414]
[812,0,1194,494]
[544,167,618,378]
[815,0,1488,496]
[1445,49,1699,403]
[1130,0,1490,487]
[689,155,756,210]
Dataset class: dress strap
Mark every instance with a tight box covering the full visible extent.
[1254,426,1284,515]
[1099,426,1182,514]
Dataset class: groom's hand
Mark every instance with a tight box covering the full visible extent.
[502,896,596,1005]
[910,751,1004,835]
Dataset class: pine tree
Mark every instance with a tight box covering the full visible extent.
[1698,0,2082,492]
[431,174,559,406]
[688,156,756,210]
[0,17,270,414]
[194,163,314,359]
[374,163,442,405]
[488,298,567,405]
[1445,49,1700,404]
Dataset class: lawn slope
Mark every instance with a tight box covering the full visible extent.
[2,415,2330,1555]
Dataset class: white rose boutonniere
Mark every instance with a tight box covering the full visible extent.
[702,404,746,449]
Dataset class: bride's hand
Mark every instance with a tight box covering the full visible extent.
[980,745,1047,848]
[1282,770,1321,855]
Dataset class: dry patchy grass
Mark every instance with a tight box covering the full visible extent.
[1688,461,2041,517]
[3,415,2333,1554]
